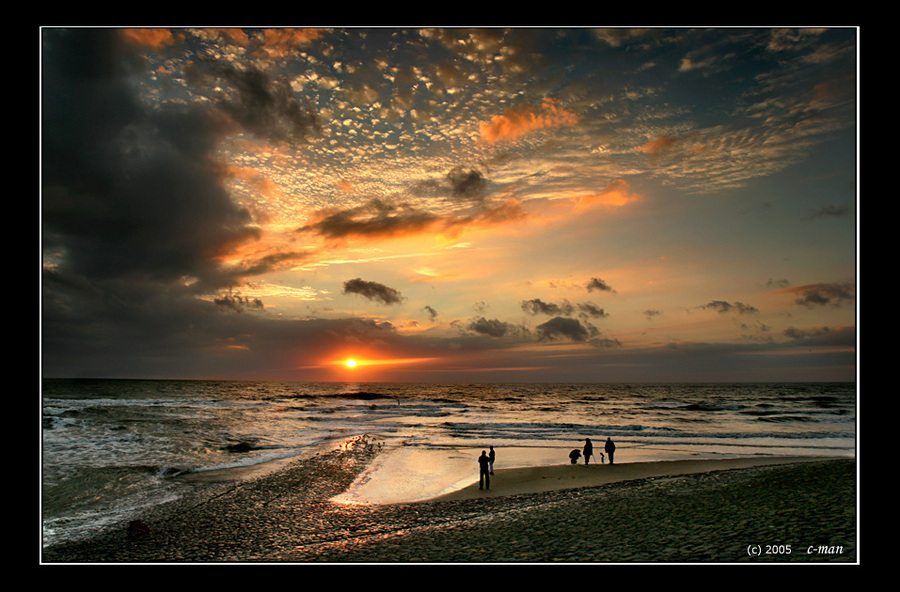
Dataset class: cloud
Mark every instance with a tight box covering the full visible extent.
[784,282,854,308]
[41,29,261,292]
[479,98,577,144]
[186,59,321,145]
[521,298,607,319]
[447,167,490,201]
[535,316,597,342]
[300,199,439,240]
[40,28,857,384]
[343,278,405,305]
[521,298,574,316]
[256,28,328,58]
[300,192,527,242]
[574,180,640,210]
[783,325,854,345]
[120,28,180,50]
[576,302,608,319]
[214,293,264,313]
[636,133,707,166]
[637,133,681,155]
[806,205,850,219]
[701,300,759,315]
[586,277,615,293]
[466,317,527,338]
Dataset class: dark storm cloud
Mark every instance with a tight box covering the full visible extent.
[42,28,261,290]
[342,278,405,305]
[535,316,597,342]
[185,59,321,144]
[411,166,492,203]
[40,29,325,379]
[447,167,489,201]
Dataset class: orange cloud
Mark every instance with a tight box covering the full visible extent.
[335,180,357,194]
[255,28,328,59]
[479,98,577,144]
[262,28,326,46]
[301,197,528,243]
[120,28,179,49]
[226,166,286,200]
[637,133,707,161]
[637,133,680,155]
[211,28,253,45]
[574,180,639,210]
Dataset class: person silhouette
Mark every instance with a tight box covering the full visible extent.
[478,450,491,490]
[583,438,593,465]
[569,448,581,464]
[605,437,616,465]
[488,445,495,475]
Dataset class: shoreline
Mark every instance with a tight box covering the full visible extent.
[41,440,857,563]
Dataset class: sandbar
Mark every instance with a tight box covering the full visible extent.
[425,456,835,502]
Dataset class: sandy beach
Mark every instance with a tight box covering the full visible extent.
[41,441,857,563]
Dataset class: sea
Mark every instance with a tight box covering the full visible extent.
[41,380,856,549]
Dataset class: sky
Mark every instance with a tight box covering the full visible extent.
[40,27,858,383]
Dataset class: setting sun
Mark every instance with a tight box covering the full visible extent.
[345,359,357,368]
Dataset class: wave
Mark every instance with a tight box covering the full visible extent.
[682,403,744,412]
[756,415,818,423]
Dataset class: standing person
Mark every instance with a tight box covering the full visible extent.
[583,438,593,465]
[605,437,616,465]
[488,445,495,475]
[478,450,491,490]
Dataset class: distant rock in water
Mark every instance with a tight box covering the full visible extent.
[224,441,254,453]
[324,391,391,400]
[290,391,391,401]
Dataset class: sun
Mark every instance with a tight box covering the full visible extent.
[345,359,357,368]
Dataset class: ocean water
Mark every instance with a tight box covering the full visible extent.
[41,380,856,548]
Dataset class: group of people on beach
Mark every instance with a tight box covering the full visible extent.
[478,437,617,491]
[569,437,616,465]
[478,446,495,490]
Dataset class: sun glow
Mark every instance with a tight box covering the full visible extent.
[331,356,438,370]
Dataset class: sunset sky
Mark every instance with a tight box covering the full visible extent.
[41,27,858,383]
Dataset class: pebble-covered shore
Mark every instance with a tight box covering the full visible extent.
[41,440,857,564]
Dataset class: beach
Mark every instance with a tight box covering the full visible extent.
[42,380,856,549]
[41,438,856,563]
